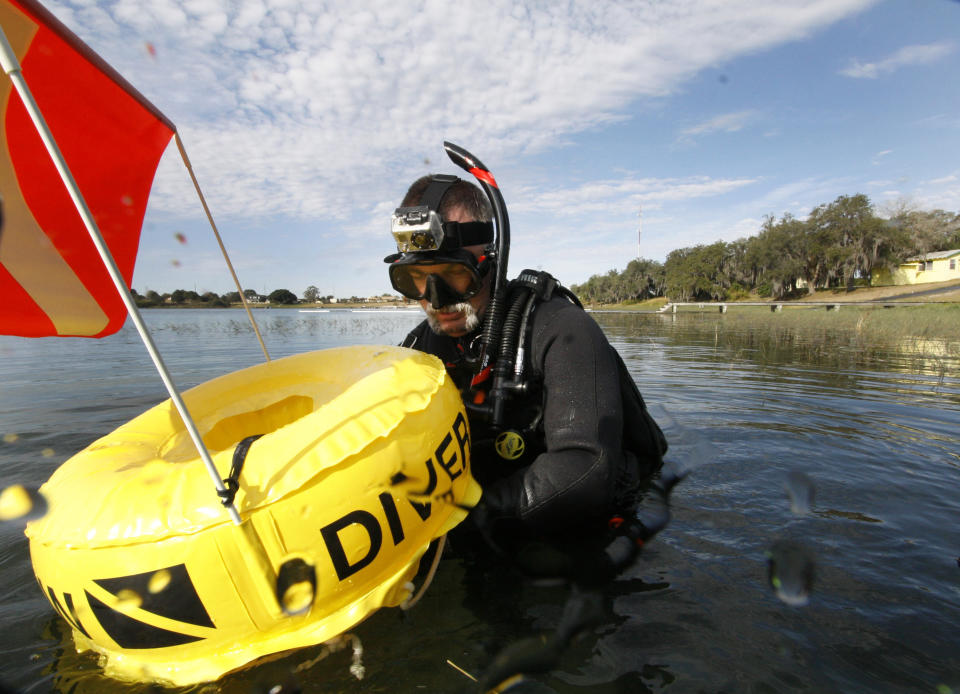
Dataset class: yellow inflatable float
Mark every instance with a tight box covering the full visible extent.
[25,345,480,686]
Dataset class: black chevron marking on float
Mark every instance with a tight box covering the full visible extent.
[45,586,72,625]
[93,564,214,629]
[63,591,91,638]
[46,586,89,637]
[85,590,203,650]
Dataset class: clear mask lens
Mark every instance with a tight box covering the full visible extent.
[390,261,482,301]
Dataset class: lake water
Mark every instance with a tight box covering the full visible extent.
[1,308,959,693]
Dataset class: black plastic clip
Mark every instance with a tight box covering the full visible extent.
[218,434,264,507]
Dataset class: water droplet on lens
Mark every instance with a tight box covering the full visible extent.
[0,485,32,520]
[115,589,142,611]
[690,439,713,467]
[636,490,669,536]
[276,557,316,615]
[148,569,171,594]
[655,408,676,429]
[282,581,315,615]
[766,539,814,606]
[0,485,47,522]
[660,459,690,489]
[784,471,815,515]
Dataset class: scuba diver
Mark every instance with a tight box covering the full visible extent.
[385,143,669,577]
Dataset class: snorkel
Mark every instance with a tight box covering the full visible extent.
[442,141,511,427]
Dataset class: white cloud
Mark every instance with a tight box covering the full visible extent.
[42,0,875,223]
[871,149,893,165]
[909,172,960,211]
[866,171,960,215]
[717,175,875,228]
[678,110,760,142]
[914,113,960,129]
[840,41,955,79]
[514,176,759,217]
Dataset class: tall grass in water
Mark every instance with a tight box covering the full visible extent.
[700,305,960,386]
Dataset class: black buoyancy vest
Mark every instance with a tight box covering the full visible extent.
[400,270,668,483]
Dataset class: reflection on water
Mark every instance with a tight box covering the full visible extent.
[1,309,959,692]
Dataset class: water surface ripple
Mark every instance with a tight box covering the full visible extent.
[1,308,958,693]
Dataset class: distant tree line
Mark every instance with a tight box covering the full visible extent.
[571,194,960,303]
[133,284,393,308]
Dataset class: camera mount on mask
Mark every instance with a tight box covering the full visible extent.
[389,174,495,254]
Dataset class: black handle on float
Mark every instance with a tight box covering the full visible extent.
[443,141,512,428]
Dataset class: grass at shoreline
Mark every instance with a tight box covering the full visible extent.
[710,303,960,342]
[585,280,960,343]
[598,303,960,373]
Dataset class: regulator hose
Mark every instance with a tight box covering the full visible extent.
[497,287,530,383]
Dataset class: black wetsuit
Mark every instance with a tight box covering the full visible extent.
[401,291,666,540]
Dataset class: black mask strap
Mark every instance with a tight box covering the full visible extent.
[440,221,494,249]
[419,174,460,214]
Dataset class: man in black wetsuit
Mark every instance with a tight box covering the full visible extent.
[385,174,667,551]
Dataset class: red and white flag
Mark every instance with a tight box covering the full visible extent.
[1,0,174,337]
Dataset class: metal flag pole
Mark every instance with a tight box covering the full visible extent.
[0,26,242,526]
[174,132,270,362]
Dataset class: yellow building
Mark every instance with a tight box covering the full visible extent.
[873,248,960,285]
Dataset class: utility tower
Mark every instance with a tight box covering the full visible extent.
[637,205,642,259]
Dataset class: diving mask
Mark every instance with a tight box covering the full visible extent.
[387,249,491,307]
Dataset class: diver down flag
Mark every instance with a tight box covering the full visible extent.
[0,0,174,337]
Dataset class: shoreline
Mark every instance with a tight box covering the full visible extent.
[583,278,960,311]
[138,279,960,311]
[138,301,418,310]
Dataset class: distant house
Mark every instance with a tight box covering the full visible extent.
[873,248,960,286]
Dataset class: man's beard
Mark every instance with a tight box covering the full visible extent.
[425,301,481,335]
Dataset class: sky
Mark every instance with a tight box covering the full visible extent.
[36,0,960,298]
